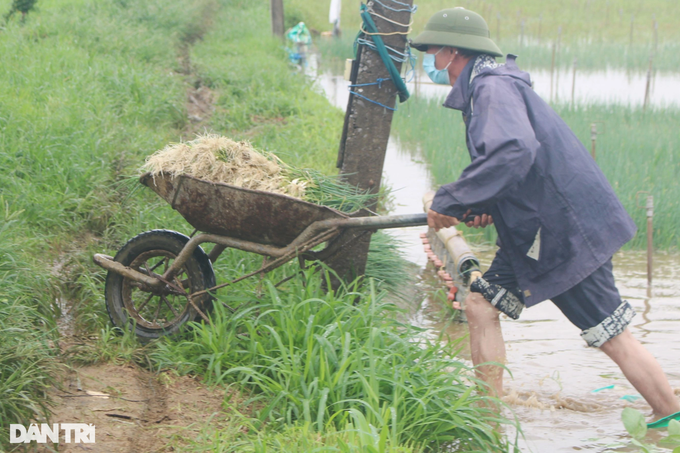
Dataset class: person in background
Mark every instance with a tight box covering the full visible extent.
[410,7,680,422]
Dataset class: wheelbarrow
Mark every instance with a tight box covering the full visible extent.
[93,173,428,340]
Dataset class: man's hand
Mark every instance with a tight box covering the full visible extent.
[428,209,494,231]
[465,213,494,229]
[427,209,461,231]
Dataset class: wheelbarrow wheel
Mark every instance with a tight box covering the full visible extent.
[105,229,216,341]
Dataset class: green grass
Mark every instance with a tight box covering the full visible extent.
[392,96,680,250]
[305,0,680,72]
[0,212,60,447]
[174,414,423,452]
[188,1,345,175]
[0,0,450,450]
[317,32,680,72]
[151,271,515,452]
[0,1,217,446]
[290,0,680,46]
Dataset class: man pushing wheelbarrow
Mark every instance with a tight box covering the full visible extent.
[411,6,679,426]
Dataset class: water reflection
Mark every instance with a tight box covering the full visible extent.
[315,68,680,108]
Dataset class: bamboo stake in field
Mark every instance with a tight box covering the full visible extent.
[520,19,525,46]
[537,13,542,44]
[629,14,634,48]
[643,54,654,111]
[636,192,654,295]
[590,123,597,160]
[605,1,609,26]
[414,67,419,98]
[647,196,654,292]
[571,57,577,108]
[554,26,562,102]
[550,40,556,103]
[653,15,658,54]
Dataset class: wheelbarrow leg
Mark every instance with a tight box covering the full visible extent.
[208,244,227,263]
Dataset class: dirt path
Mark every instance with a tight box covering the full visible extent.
[40,10,236,450]
[41,363,237,452]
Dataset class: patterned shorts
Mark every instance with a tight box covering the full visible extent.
[472,248,636,348]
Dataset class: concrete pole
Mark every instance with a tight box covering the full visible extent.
[270,0,285,38]
[327,0,413,283]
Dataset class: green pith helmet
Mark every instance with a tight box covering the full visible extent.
[410,7,502,57]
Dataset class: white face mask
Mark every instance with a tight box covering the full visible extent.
[422,48,455,85]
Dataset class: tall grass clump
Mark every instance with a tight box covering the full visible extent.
[0,211,59,448]
[392,95,680,250]
[0,0,224,438]
[152,271,513,451]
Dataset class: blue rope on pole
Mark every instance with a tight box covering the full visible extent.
[347,78,397,111]
[356,37,410,63]
[348,90,397,111]
[373,0,417,13]
[358,3,411,103]
[350,77,391,88]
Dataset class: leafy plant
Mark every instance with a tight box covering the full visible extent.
[622,407,680,452]
[152,271,515,451]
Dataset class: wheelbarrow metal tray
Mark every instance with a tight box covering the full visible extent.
[140,173,347,247]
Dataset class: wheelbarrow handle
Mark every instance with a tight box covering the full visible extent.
[326,213,428,230]
[327,212,486,231]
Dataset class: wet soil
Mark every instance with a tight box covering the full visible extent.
[39,363,237,452]
[37,17,230,452]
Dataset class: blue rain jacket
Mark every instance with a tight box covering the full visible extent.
[430,55,637,306]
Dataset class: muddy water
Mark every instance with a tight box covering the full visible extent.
[420,247,680,452]
[317,67,680,108]
[314,64,680,452]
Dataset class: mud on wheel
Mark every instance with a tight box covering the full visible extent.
[105,230,216,341]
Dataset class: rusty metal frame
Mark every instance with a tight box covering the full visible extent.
[94,212,428,302]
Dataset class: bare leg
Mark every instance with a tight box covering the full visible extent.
[464,292,506,396]
[599,328,680,418]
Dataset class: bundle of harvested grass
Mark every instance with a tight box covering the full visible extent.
[142,135,307,198]
[142,134,375,212]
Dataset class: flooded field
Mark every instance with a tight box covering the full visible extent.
[418,246,680,452]
[384,124,680,453]
[317,67,680,108]
[315,64,680,452]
